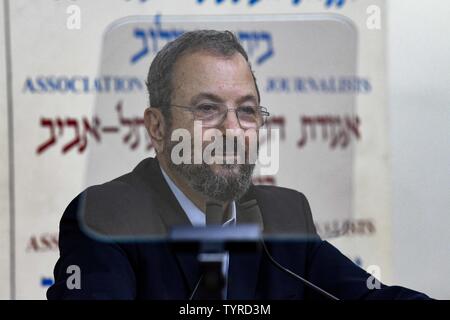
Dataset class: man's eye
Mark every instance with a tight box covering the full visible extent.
[196,104,220,113]
[239,106,257,114]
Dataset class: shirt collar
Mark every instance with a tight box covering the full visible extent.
[160,167,236,226]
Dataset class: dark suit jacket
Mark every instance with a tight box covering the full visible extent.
[47,157,429,300]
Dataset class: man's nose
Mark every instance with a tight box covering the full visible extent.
[220,108,241,132]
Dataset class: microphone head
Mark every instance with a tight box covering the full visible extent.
[205,201,224,225]
[237,199,264,231]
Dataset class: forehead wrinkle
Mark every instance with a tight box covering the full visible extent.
[171,51,257,105]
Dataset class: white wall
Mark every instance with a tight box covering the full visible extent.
[388,0,450,299]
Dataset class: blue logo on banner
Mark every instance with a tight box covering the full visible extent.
[130,14,274,66]
[41,277,54,287]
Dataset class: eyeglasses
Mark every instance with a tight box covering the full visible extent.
[168,103,270,129]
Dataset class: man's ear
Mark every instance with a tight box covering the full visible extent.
[144,107,166,153]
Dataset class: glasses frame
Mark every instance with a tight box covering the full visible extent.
[166,103,270,129]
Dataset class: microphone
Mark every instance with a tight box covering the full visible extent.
[205,201,225,225]
[188,201,227,300]
[237,199,339,301]
[237,199,263,228]
[184,201,263,300]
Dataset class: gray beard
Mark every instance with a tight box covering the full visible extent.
[163,139,255,202]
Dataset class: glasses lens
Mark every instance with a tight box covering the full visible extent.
[194,104,265,128]
[194,103,223,126]
[237,106,262,128]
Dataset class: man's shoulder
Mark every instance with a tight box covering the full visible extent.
[80,156,162,202]
[252,184,308,200]
[250,184,317,236]
[65,158,166,239]
[251,184,311,214]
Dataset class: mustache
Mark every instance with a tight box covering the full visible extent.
[206,135,259,154]
[164,130,260,165]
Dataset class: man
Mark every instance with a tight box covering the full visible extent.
[47,30,429,300]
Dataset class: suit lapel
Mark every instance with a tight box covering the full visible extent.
[133,157,192,228]
[132,158,201,295]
